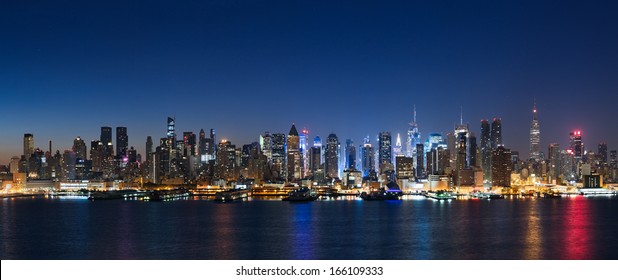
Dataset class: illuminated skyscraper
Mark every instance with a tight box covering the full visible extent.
[378,132,392,173]
[325,133,340,179]
[415,143,425,178]
[491,118,502,149]
[260,131,272,163]
[100,127,112,146]
[491,145,512,187]
[271,133,286,179]
[299,128,309,177]
[569,131,583,160]
[198,129,207,156]
[166,118,175,143]
[146,136,153,162]
[361,136,374,177]
[287,124,301,181]
[72,136,87,160]
[456,131,467,171]
[23,133,34,158]
[530,101,541,160]
[394,133,403,157]
[406,105,421,158]
[610,150,617,169]
[548,143,560,182]
[480,120,491,181]
[215,140,236,180]
[345,139,356,170]
[309,136,322,176]
[598,143,607,165]
[468,132,477,167]
[116,127,128,157]
[183,132,196,157]
[209,128,216,158]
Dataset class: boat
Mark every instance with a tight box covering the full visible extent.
[360,188,401,201]
[469,191,503,199]
[282,187,319,201]
[88,191,126,200]
[424,190,456,201]
[543,191,561,198]
[146,189,190,201]
[578,187,618,196]
[214,189,250,202]
[521,190,535,197]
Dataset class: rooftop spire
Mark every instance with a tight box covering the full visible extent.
[413,104,417,123]
[533,98,537,120]
[460,106,463,125]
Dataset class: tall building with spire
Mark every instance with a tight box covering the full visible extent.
[406,105,421,158]
[394,133,403,157]
[299,128,309,177]
[530,100,541,160]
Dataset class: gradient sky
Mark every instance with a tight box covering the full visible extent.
[2,0,618,165]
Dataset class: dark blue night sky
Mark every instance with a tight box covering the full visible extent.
[2,0,617,163]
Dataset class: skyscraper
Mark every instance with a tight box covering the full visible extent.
[166,118,175,143]
[456,131,467,171]
[116,127,128,157]
[146,136,153,163]
[598,143,607,165]
[287,124,301,181]
[378,132,392,173]
[415,143,424,178]
[345,139,356,170]
[610,150,617,169]
[271,133,286,179]
[209,128,216,158]
[100,126,113,157]
[569,131,583,160]
[260,132,272,163]
[299,128,309,177]
[491,118,502,149]
[548,143,560,182]
[325,133,339,179]
[183,131,196,157]
[480,120,491,181]
[309,137,322,176]
[406,105,421,158]
[23,133,34,158]
[72,136,87,160]
[215,140,236,180]
[361,136,374,177]
[530,101,541,160]
[100,127,112,146]
[199,129,207,156]
[468,133,477,167]
[394,133,403,158]
[491,145,512,187]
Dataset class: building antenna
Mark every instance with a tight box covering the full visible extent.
[413,104,417,123]
[460,106,463,125]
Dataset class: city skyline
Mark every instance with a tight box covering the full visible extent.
[2,1,618,164]
[0,102,616,166]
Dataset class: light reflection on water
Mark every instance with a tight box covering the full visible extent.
[1,196,617,259]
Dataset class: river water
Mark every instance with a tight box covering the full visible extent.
[1,196,616,259]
